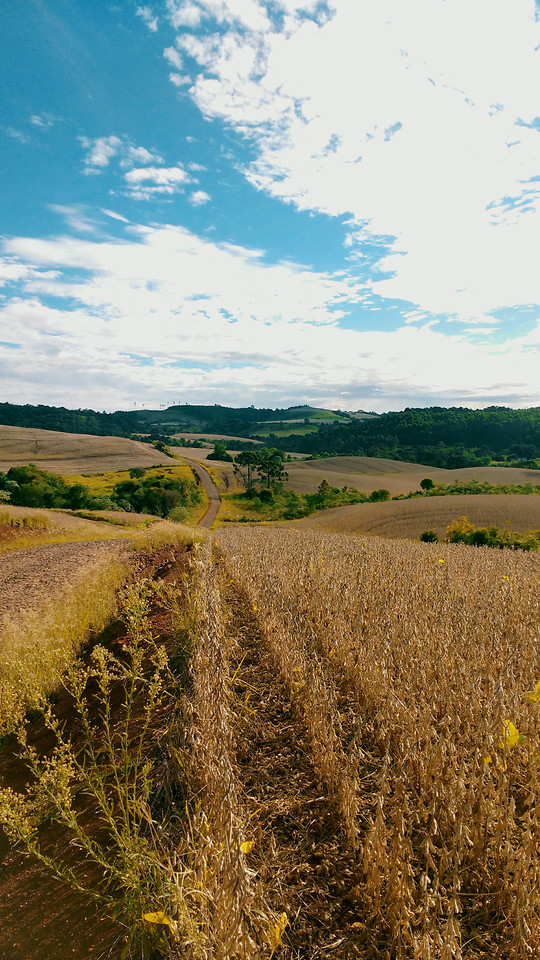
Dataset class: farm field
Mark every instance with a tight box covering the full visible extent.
[0,424,172,473]
[287,492,540,540]
[2,486,540,956]
[171,432,263,445]
[285,455,540,496]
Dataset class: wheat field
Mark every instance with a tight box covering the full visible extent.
[208,526,540,957]
[285,456,540,496]
[0,424,172,473]
[287,493,540,539]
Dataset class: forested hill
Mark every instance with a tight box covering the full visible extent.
[0,402,138,436]
[280,406,540,467]
[0,401,539,468]
[0,402,343,438]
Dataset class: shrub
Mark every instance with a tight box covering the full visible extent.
[420,530,439,543]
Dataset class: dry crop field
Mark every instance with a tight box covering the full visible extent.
[288,492,540,540]
[285,456,540,497]
[206,527,540,958]
[0,424,172,474]
[2,508,540,958]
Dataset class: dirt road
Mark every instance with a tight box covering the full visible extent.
[183,457,221,527]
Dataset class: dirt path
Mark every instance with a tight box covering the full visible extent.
[222,580,372,958]
[0,539,129,625]
[182,457,221,527]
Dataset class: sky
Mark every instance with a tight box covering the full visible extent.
[1,0,540,414]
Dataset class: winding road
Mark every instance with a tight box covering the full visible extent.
[182,457,221,528]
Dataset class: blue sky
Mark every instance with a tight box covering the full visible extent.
[1,0,540,412]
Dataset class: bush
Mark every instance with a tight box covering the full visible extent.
[420,530,439,543]
[369,488,391,502]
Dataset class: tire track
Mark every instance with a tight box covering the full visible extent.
[222,577,375,959]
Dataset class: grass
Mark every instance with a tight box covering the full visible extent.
[252,423,320,437]
[64,462,197,497]
[0,550,130,733]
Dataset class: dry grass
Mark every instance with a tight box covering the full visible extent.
[286,493,540,540]
[0,505,137,554]
[0,424,172,474]
[216,526,540,956]
[285,456,540,496]
[0,541,130,731]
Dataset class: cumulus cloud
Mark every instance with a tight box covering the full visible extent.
[189,189,211,205]
[1,217,538,409]
[166,0,540,327]
[79,135,123,172]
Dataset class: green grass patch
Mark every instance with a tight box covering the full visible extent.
[252,423,320,438]
[220,482,390,522]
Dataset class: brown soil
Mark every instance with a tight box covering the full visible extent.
[0,546,190,960]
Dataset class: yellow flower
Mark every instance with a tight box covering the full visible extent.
[501,719,523,748]
[484,719,526,770]
[240,840,254,854]
[143,911,174,928]
[269,913,288,957]
[524,681,540,703]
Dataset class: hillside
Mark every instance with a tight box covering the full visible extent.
[285,455,540,496]
[0,425,173,474]
[1,401,539,470]
[286,492,540,540]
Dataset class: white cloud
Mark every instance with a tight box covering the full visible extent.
[5,127,29,144]
[136,6,158,31]
[189,189,211,205]
[124,165,192,199]
[48,205,99,234]
[1,218,539,409]
[168,0,540,326]
[169,72,192,87]
[29,113,56,129]
[79,135,163,174]
[79,135,122,172]
[101,208,131,224]
[164,46,184,70]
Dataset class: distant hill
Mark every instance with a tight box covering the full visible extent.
[0,401,538,470]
